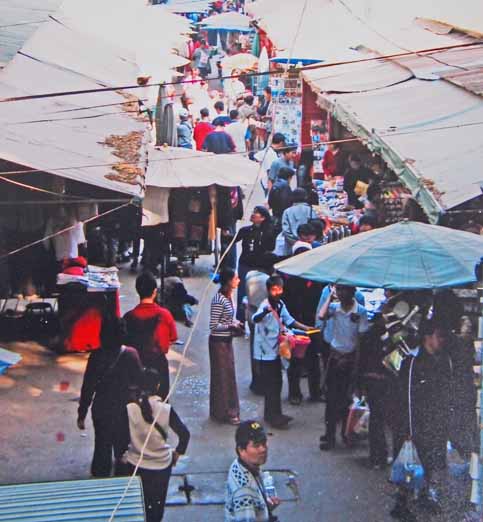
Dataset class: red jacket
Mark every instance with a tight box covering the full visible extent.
[124,303,177,354]
[194,121,214,151]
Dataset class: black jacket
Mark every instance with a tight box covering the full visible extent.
[78,346,143,420]
[399,347,452,443]
[236,224,276,268]
[217,186,244,229]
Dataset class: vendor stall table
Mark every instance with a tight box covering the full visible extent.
[56,266,120,353]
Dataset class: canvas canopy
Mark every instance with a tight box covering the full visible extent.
[200,12,252,32]
[276,220,483,290]
[146,146,259,188]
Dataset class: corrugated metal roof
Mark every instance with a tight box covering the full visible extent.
[0,15,150,197]
[443,66,483,97]
[305,75,483,222]
[303,56,412,94]
[0,477,145,521]
[389,43,483,81]
[0,0,62,66]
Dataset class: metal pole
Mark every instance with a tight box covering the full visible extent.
[471,258,483,512]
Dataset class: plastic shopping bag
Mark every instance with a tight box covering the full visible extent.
[353,410,370,436]
[390,440,425,493]
[345,397,369,440]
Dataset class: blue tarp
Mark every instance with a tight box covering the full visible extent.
[0,347,21,375]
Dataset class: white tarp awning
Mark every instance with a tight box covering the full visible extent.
[200,12,252,31]
[56,0,191,81]
[0,0,62,65]
[249,0,472,64]
[310,76,483,221]
[165,0,212,14]
[0,54,148,197]
[146,146,259,188]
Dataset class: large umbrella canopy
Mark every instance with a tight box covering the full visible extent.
[146,146,259,188]
[275,221,483,290]
[200,12,252,31]
[165,0,212,14]
[222,53,258,71]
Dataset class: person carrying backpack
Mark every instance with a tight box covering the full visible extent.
[124,272,178,400]
[77,316,143,477]
[125,368,190,522]
[267,167,294,231]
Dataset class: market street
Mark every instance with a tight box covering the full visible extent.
[0,255,470,522]
[1,1,482,521]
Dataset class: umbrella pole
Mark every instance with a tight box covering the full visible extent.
[473,259,483,511]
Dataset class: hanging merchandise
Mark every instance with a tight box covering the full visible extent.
[271,74,302,146]
[381,182,410,224]
[310,119,329,176]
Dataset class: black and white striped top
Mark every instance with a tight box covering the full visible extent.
[210,292,235,338]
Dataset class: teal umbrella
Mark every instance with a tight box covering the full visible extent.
[275,220,483,290]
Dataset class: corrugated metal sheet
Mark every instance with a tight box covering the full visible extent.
[390,43,483,81]
[0,477,145,521]
[303,56,412,94]
[0,0,62,66]
[443,66,483,97]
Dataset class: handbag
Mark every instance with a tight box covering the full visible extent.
[345,396,370,440]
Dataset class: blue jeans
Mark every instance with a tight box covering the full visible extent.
[236,262,250,322]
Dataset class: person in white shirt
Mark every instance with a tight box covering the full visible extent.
[318,285,369,450]
[126,368,190,522]
[254,133,286,196]
[225,109,247,153]
[224,68,246,110]
[44,207,86,263]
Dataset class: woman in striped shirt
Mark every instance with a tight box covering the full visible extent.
[209,268,243,425]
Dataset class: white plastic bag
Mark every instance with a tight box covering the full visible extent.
[391,440,425,492]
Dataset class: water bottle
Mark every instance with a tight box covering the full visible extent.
[262,471,277,499]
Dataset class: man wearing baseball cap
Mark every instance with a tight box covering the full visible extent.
[225,421,280,522]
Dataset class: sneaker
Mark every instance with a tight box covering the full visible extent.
[418,488,442,515]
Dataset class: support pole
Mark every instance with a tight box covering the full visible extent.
[471,258,483,512]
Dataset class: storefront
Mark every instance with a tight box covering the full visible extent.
[300,45,483,227]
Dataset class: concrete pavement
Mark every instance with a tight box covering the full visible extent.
[0,257,400,522]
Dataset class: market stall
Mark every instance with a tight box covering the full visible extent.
[276,220,483,512]
[144,145,259,287]
[56,264,121,353]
